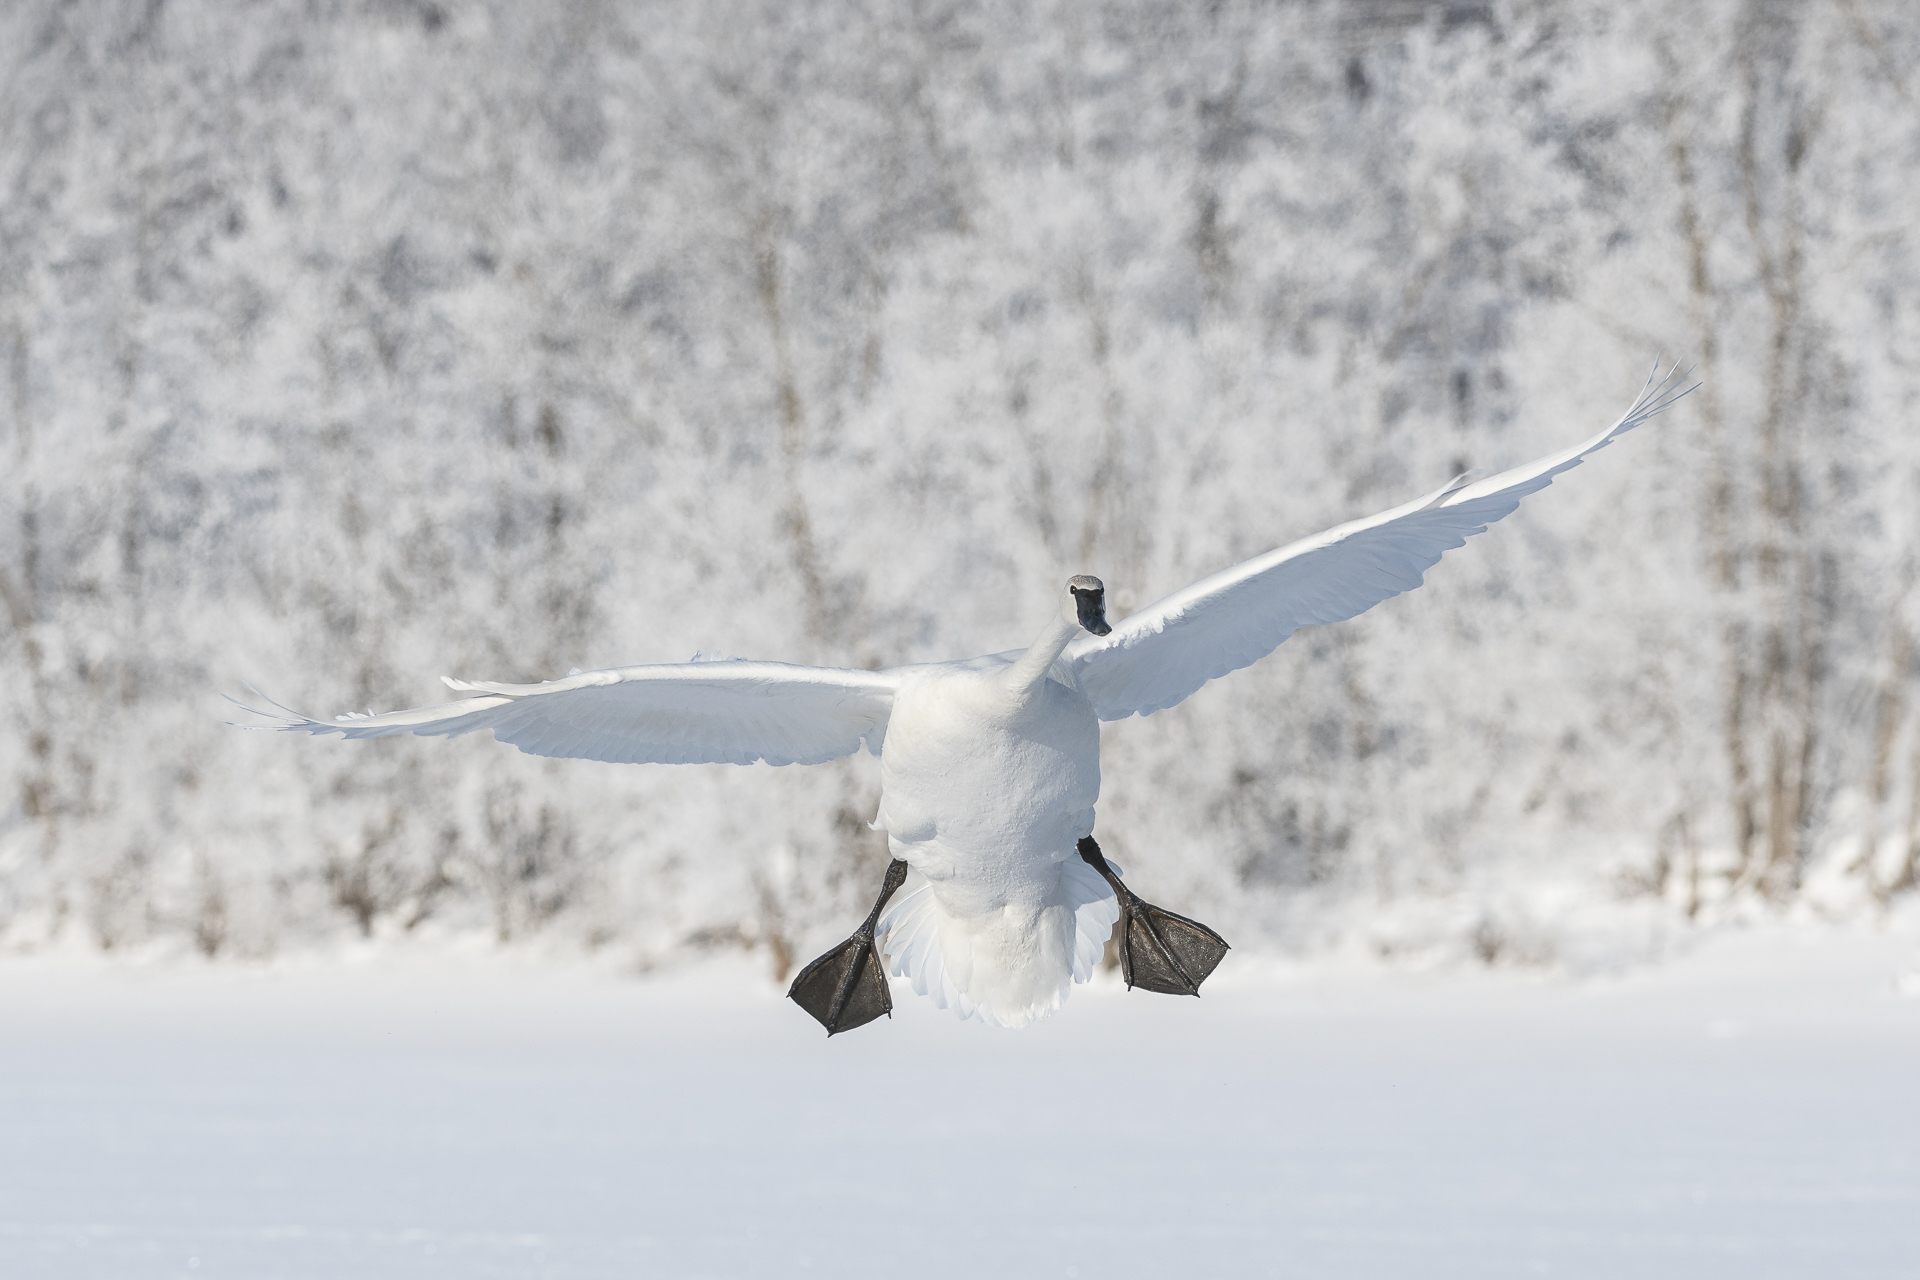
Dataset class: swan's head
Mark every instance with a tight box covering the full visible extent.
[1066,575,1111,636]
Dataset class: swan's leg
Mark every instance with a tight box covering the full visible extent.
[787,858,909,1035]
[1076,836,1229,996]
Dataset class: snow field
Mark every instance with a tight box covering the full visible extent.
[3,924,1916,1279]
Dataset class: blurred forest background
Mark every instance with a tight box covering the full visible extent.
[2,0,1917,972]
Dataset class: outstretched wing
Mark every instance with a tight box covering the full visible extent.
[1065,363,1696,721]
[235,660,900,766]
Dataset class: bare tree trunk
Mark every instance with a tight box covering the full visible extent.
[1899,729,1920,897]
[1859,623,1911,902]
[2,321,54,857]
[754,217,842,659]
[1663,75,1759,876]
[1735,17,1826,901]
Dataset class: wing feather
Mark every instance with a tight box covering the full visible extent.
[1066,363,1696,720]
[234,660,899,767]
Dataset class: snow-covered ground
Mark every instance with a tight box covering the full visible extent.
[4,926,1917,1279]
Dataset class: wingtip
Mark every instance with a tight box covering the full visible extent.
[1612,355,1700,435]
[220,690,277,730]
[223,684,296,726]
[220,682,344,733]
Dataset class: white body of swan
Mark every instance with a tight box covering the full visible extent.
[868,614,1115,1026]
[247,367,1691,1028]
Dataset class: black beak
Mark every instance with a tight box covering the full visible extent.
[1073,587,1112,636]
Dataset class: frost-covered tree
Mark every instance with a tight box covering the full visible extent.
[1,0,1915,968]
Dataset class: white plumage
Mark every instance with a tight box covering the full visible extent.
[242,365,1692,1027]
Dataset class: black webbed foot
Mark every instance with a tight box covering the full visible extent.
[787,930,892,1034]
[1115,899,1230,995]
[787,858,909,1036]
[1077,836,1229,996]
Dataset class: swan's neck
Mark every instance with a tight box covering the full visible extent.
[1002,610,1080,701]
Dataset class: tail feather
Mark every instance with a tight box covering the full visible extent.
[878,855,1119,1029]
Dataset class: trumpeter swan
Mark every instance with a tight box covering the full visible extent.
[239,365,1693,1032]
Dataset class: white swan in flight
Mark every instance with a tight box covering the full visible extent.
[242,366,1692,1032]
